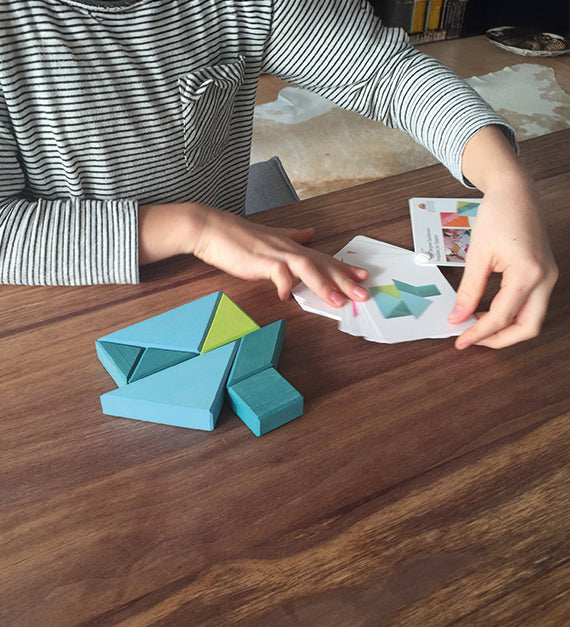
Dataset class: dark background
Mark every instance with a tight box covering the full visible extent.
[368,0,570,37]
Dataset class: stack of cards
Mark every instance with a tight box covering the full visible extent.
[409,197,481,266]
[293,236,475,344]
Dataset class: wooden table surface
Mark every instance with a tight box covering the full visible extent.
[1,131,569,626]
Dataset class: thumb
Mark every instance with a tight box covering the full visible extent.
[449,257,491,323]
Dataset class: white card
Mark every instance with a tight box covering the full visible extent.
[357,251,474,343]
[292,281,342,321]
[409,197,481,266]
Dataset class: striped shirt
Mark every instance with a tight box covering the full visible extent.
[0,0,515,285]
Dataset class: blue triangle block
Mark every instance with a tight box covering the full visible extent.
[97,291,222,354]
[129,348,197,383]
[227,320,286,387]
[398,290,433,319]
[96,340,144,386]
[100,341,238,431]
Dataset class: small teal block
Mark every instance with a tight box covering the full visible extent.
[129,347,197,383]
[227,319,286,387]
[97,291,222,354]
[96,340,144,386]
[101,341,238,431]
[227,368,303,436]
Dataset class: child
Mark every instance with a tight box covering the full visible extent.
[0,0,557,350]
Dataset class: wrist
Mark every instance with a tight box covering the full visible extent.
[462,125,527,193]
[138,202,209,264]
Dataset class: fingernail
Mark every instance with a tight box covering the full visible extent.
[448,307,462,323]
[353,286,369,300]
[330,292,345,307]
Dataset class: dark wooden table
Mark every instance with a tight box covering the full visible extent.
[1,131,568,626]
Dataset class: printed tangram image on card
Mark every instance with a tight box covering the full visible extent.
[293,236,475,344]
[440,212,470,228]
[370,280,441,319]
[409,198,481,266]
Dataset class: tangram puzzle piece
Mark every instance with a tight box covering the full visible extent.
[96,293,303,435]
[227,368,303,437]
[96,341,144,387]
[101,342,238,431]
[129,348,197,383]
[201,293,260,354]
[97,290,221,354]
[227,320,286,386]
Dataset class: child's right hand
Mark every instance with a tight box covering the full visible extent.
[138,202,369,308]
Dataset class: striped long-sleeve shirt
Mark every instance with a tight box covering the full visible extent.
[0,0,515,285]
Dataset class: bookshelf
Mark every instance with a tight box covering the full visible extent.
[371,0,470,44]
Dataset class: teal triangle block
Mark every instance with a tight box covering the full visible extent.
[96,340,144,386]
[227,320,286,387]
[97,291,222,354]
[129,348,197,383]
[100,341,238,431]
[399,290,433,319]
[371,291,411,318]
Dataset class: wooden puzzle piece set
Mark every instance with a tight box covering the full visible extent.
[96,292,303,436]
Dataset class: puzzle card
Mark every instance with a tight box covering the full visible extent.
[354,250,474,343]
[409,197,481,267]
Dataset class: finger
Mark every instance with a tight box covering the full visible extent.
[455,271,539,349]
[325,261,370,301]
[269,260,295,301]
[302,254,372,304]
[448,253,492,324]
[468,281,552,349]
[287,254,347,307]
[344,264,369,282]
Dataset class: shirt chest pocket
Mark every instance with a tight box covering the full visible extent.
[178,56,246,171]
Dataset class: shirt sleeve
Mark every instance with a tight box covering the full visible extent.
[261,0,517,185]
[0,90,139,286]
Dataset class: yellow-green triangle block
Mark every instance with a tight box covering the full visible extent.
[200,293,259,354]
[371,284,402,298]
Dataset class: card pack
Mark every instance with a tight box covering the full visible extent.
[293,236,475,344]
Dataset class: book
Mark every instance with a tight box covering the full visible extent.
[426,0,444,30]
[411,0,429,33]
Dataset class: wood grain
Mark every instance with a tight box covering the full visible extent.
[0,131,568,626]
